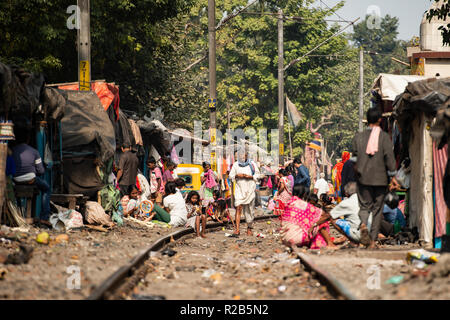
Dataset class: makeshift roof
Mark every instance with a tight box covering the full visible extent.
[392,77,450,162]
[60,90,116,163]
[0,62,65,123]
[169,128,210,146]
[371,73,430,101]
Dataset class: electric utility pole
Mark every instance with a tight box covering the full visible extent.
[208,0,217,171]
[359,47,364,132]
[278,9,284,165]
[78,0,91,91]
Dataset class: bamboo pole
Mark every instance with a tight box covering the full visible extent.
[0,143,7,223]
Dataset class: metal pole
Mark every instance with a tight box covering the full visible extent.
[208,0,217,172]
[278,9,284,165]
[78,0,91,91]
[359,47,364,132]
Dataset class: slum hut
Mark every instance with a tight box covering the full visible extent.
[0,62,66,224]
[393,77,450,249]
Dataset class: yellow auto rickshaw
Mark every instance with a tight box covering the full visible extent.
[174,164,203,193]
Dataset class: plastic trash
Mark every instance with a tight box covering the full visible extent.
[407,249,439,265]
[161,248,177,257]
[278,285,287,292]
[49,208,84,231]
[385,275,404,285]
[257,233,266,238]
[411,260,426,269]
[112,211,123,227]
[202,269,217,278]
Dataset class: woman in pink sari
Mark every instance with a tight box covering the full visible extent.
[281,184,337,249]
[276,169,292,203]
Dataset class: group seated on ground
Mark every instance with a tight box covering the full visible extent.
[279,179,408,250]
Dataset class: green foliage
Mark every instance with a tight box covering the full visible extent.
[0,0,196,124]
[0,0,410,164]
[426,0,450,45]
[352,14,409,75]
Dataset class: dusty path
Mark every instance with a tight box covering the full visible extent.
[2,209,448,301]
[299,247,450,300]
[0,222,177,299]
[132,217,334,300]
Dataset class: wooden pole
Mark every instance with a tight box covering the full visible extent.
[278,9,284,165]
[78,0,91,91]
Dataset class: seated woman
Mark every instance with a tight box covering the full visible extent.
[163,181,188,227]
[121,185,171,223]
[281,184,337,249]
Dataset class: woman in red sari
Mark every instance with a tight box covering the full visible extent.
[331,151,350,203]
[281,184,337,249]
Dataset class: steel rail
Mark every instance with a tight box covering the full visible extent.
[88,213,358,301]
[295,250,358,300]
[87,214,277,300]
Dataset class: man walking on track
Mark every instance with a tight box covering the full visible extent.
[229,149,260,236]
[352,108,400,249]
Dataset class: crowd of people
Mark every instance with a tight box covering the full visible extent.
[6,107,408,251]
[103,107,407,250]
[276,107,406,250]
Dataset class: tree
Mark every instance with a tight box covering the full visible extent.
[180,0,350,151]
[0,0,197,123]
[426,0,450,45]
[352,14,409,75]
[319,48,377,159]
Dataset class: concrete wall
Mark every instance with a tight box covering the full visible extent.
[421,0,450,52]
[425,58,450,77]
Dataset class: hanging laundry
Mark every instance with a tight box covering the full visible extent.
[433,142,448,238]
[128,119,143,146]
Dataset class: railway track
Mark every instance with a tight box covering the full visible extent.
[87,213,357,301]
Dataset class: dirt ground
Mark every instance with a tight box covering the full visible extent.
[133,217,334,300]
[0,220,178,300]
[300,246,450,300]
[1,208,448,301]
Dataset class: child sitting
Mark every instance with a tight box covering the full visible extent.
[122,185,144,218]
[122,185,169,223]
[185,191,207,238]
[206,190,235,228]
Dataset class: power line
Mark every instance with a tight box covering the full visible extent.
[319,0,349,24]
[284,17,360,71]
[240,11,354,23]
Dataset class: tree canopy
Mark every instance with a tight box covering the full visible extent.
[426,0,450,45]
[0,0,412,162]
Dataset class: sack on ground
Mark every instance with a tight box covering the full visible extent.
[49,204,84,231]
[85,201,113,226]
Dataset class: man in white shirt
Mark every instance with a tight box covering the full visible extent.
[314,172,329,198]
[163,181,188,227]
[229,150,260,236]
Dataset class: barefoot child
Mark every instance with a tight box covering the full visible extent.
[185,191,207,238]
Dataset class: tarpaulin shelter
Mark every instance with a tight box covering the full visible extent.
[393,77,450,247]
[58,81,120,123]
[57,90,116,197]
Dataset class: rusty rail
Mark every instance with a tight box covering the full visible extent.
[87,214,277,300]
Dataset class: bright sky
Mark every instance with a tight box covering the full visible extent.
[316,0,433,40]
